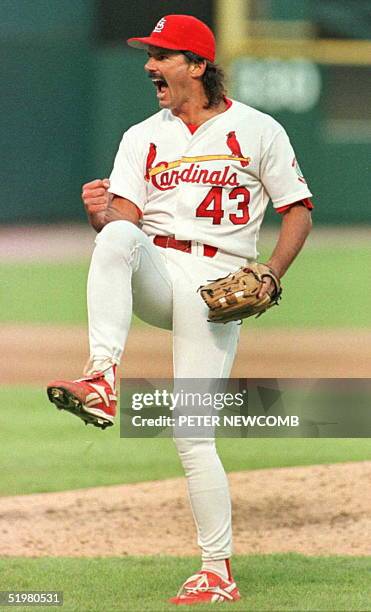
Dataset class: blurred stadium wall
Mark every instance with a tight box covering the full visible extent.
[2,0,370,224]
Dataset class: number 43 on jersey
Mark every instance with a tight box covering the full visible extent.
[196,186,250,225]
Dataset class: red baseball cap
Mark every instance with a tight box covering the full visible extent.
[127,14,216,62]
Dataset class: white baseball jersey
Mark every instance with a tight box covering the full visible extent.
[109,99,312,260]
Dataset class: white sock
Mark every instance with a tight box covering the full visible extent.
[102,365,116,389]
[85,359,116,389]
[201,559,230,581]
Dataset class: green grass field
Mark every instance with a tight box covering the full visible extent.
[1,245,371,327]
[1,386,371,496]
[1,555,370,611]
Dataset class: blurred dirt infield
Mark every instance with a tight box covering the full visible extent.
[1,223,370,262]
[1,462,370,557]
[1,325,371,384]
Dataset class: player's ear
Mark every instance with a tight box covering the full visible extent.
[189,60,207,78]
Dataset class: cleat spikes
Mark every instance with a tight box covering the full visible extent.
[46,370,116,430]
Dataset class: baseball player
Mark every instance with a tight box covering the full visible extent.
[47,14,313,605]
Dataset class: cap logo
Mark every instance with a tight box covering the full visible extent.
[153,17,166,33]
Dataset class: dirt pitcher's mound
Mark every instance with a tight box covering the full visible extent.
[0,462,369,557]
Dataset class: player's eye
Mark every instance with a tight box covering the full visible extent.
[147,52,167,61]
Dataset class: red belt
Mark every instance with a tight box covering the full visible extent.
[153,235,218,258]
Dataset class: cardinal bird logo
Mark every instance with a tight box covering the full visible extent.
[226,131,249,167]
[145,143,157,181]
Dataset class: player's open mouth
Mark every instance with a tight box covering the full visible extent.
[151,78,168,94]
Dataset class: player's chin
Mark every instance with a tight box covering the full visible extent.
[156,90,171,109]
[157,97,171,109]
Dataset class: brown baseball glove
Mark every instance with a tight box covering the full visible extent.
[198,263,282,323]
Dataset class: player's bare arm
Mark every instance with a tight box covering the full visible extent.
[258,203,312,298]
[82,179,140,232]
[104,196,141,227]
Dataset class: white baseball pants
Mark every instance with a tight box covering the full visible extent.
[87,220,246,560]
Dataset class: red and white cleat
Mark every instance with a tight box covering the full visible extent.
[46,367,117,430]
[169,571,241,605]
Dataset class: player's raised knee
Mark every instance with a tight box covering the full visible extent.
[98,219,142,244]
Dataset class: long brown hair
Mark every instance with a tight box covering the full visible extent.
[182,51,226,109]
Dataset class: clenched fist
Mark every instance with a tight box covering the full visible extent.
[81,178,111,214]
